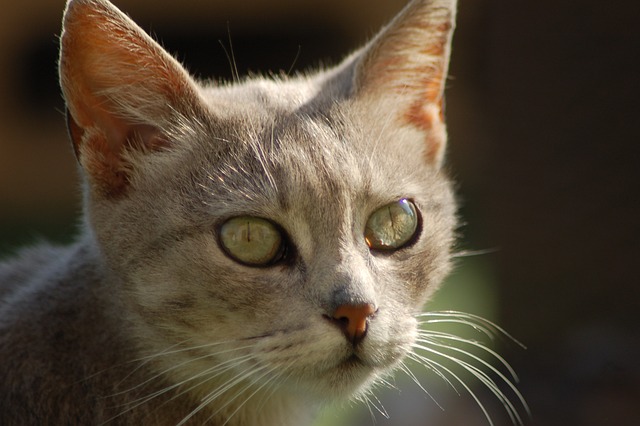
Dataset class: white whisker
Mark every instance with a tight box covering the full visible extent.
[417,310,527,349]
[417,331,520,382]
[358,392,378,425]
[374,375,399,393]
[113,338,237,388]
[132,339,238,363]
[82,339,196,390]
[101,344,255,424]
[110,343,255,399]
[398,360,444,410]
[409,310,531,425]
[123,352,260,425]
[413,342,525,426]
[177,362,272,426]
[406,351,461,396]
[254,358,299,414]
[163,353,256,405]
[216,359,296,426]
[451,248,500,258]
[366,390,390,420]
[410,350,497,426]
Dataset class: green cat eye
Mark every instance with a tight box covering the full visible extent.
[219,216,284,266]
[365,199,419,251]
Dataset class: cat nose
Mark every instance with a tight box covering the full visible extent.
[328,303,377,345]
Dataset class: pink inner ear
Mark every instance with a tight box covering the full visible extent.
[64,87,170,197]
[405,101,446,164]
[67,109,169,198]
[351,1,454,166]
[127,124,171,152]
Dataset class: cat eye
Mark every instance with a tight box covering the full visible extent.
[219,217,285,266]
[365,199,419,251]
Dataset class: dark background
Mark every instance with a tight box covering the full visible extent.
[1,1,638,425]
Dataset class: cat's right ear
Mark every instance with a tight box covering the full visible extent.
[59,0,205,198]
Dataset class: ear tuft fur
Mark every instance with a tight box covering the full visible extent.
[59,0,200,197]
[352,0,457,165]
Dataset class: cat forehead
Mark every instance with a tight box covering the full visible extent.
[167,72,440,224]
[201,76,326,117]
[192,95,432,217]
[198,109,363,202]
[200,75,427,167]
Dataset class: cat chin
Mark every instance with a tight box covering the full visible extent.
[285,360,380,402]
[282,341,409,402]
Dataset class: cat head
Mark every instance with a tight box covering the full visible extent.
[60,0,456,409]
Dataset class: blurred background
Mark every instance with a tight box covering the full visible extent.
[1,0,638,425]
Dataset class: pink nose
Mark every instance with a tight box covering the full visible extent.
[330,303,377,344]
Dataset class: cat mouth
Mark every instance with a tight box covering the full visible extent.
[342,354,364,367]
[336,353,372,373]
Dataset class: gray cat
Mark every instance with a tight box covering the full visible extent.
[0,0,526,424]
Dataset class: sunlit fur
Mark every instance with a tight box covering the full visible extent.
[97,311,530,426]
[0,0,527,425]
[341,310,530,425]
[415,311,530,424]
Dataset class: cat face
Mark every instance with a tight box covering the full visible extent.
[108,103,456,401]
[60,0,456,409]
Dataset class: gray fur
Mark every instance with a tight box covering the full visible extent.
[0,0,459,424]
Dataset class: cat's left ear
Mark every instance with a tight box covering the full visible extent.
[59,0,207,198]
[348,0,456,166]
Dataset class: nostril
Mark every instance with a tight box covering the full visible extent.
[334,315,350,327]
[326,303,377,345]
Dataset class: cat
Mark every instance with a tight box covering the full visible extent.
[0,0,527,425]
